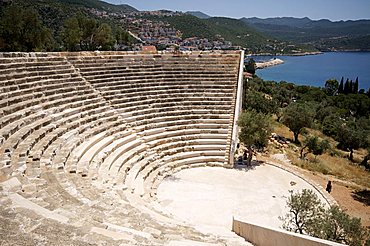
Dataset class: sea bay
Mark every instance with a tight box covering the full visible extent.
[253,52,370,90]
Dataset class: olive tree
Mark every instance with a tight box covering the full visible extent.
[325,79,339,96]
[300,135,330,160]
[237,110,272,165]
[280,189,325,235]
[319,206,366,246]
[336,122,364,161]
[282,102,314,144]
[280,189,368,246]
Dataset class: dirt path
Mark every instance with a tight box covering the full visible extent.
[303,172,370,227]
[258,154,370,228]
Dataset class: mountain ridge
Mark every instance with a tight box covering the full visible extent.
[186,11,211,19]
[241,17,370,51]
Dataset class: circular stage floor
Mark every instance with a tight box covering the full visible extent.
[157,164,329,236]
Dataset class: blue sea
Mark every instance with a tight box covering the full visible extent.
[251,52,370,90]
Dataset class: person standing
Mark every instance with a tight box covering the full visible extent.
[326,181,332,193]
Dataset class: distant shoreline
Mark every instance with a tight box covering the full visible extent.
[246,51,323,57]
[247,50,370,57]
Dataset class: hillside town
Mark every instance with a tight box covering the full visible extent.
[89,8,238,51]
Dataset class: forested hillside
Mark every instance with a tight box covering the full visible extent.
[0,0,136,51]
[146,14,317,54]
[242,74,370,193]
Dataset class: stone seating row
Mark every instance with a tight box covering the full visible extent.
[115,98,233,114]
[0,103,114,170]
[73,60,239,68]
[78,65,237,74]
[0,71,81,88]
[0,77,88,100]
[66,55,240,65]
[0,67,77,83]
[0,95,102,142]
[109,98,234,116]
[0,83,92,109]
[88,79,237,93]
[68,59,240,68]
[70,123,229,185]
[0,63,74,75]
[101,86,234,98]
[67,115,229,169]
[0,58,75,70]
[82,75,237,88]
[0,109,123,180]
[41,115,124,171]
[100,73,237,83]
[77,67,238,77]
[110,94,233,107]
[96,82,235,93]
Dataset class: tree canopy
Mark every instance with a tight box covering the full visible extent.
[61,15,120,51]
[238,110,272,165]
[0,5,53,51]
[280,189,368,246]
[282,102,314,143]
[245,58,256,75]
[245,76,370,166]
[243,90,278,115]
[0,3,132,52]
[300,135,330,160]
[324,79,338,96]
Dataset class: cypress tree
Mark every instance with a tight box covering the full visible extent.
[354,77,359,94]
[338,77,344,94]
[344,79,350,94]
[349,80,354,94]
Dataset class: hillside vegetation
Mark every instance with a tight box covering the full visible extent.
[146,14,317,54]
[244,76,370,188]
[0,0,135,51]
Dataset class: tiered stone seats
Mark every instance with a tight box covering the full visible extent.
[0,51,247,245]
[0,54,122,179]
[66,53,240,192]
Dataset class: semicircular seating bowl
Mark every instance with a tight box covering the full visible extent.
[0,51,246,245]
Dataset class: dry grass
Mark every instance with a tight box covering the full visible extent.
[272,121,296,142]
[273,123,370,189]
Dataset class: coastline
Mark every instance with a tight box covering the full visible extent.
[246,51,323,57]
[246,50,370,57]
[256,52,370,90]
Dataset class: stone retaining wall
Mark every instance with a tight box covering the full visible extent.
[232,219,346,246]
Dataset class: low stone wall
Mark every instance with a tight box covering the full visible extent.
[232,219,346,246]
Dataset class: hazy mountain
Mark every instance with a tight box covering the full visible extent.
[186,11,211,19]
[244,17,312,28]
[241,17,370,50]
[116,4,138,13]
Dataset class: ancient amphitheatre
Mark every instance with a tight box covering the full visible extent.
[0,51,336,245]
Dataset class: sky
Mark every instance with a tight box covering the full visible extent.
[105,0,370,21]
